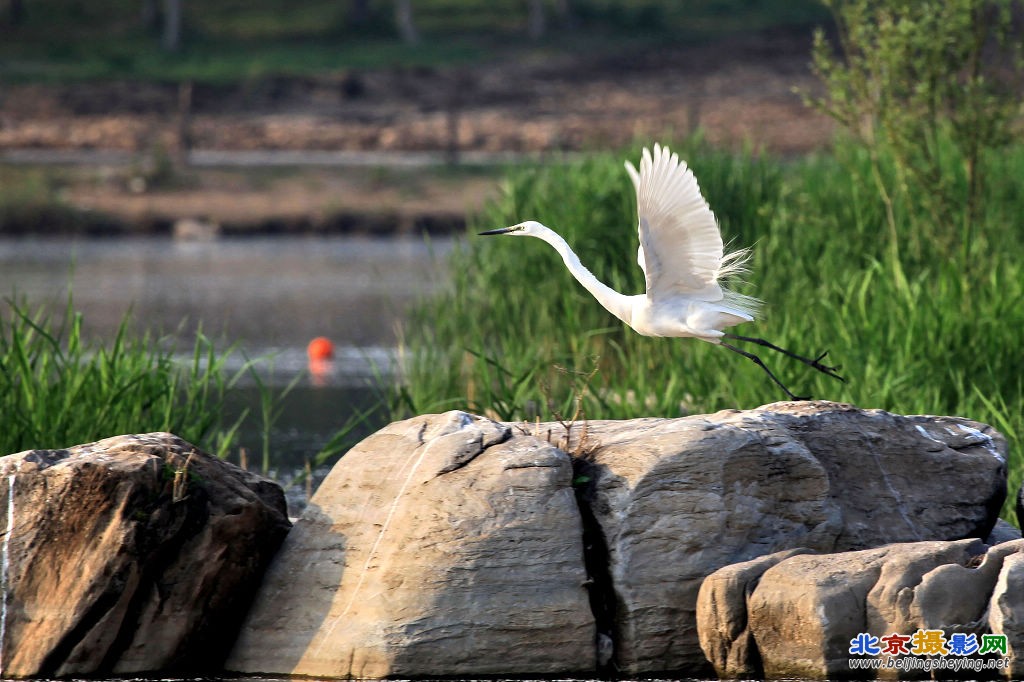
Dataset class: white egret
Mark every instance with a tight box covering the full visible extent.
[479,142,843,400]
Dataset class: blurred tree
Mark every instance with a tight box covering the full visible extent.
[7,0,25,25]
[555,0,577,29]
[806,0,1022,268]
[395,0,418,44]
[349,0,370,26]
[528,0,578,38]
[161,0,182,51]
[140,0,158,29]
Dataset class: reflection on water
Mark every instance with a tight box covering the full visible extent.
[0,235,454,512]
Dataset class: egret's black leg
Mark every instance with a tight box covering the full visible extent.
[722,333,845,383]
[720,342,810,401]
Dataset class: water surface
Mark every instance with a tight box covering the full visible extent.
[0,235,452,350]
[0,235,455,512]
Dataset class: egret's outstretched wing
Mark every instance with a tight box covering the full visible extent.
[625,143,729,304]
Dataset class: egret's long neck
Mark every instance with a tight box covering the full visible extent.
[534,228,633,325]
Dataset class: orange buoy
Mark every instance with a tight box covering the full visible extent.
[307,336,335,361]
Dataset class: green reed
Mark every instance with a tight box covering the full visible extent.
[0,297,237,456]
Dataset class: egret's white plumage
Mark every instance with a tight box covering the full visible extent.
[628,145,759,313]
[624,143,760,340]
[480,142,843,399]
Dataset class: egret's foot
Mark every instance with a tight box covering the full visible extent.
[723,334,846,384]
[720,341,813,402]
[807,350,845,382]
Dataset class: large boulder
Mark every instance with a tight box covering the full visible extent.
[230,401,1007,678]
[0,433,290,678]
[577,401,1006,673]
[227,411,596,678]
[699,539,1024,678]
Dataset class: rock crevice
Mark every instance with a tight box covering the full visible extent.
[572,458,619,671]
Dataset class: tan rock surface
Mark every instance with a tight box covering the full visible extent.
[748,540,984,678]
[696,547,816,678]
[0,433,290,677]
[705,539,1024,678]
[989,550,1024,677]
[227,411,596,678]
[868,539,1024,637]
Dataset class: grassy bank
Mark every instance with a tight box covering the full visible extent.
[396,136,1024,519]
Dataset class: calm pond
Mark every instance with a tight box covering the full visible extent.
[0,235,454,512]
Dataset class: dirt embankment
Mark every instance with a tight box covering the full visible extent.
[0,28,835,235]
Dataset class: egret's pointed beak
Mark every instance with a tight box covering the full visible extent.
[478,226,516,236]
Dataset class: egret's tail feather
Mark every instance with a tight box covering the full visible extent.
[717,243,760,319]
[718,244,753,279]
[721,289,762,320]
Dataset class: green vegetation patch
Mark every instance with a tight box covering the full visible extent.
[0,298,237,455]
